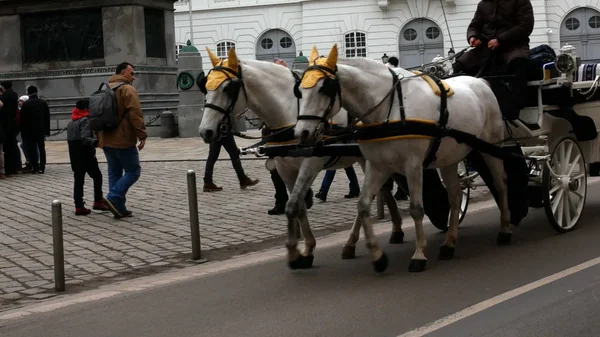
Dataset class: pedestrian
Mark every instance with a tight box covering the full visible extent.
[97,62,147,219]
[19,85,50,174]
[315,165,360,202]
[0,81,21,175]
[66,99,110,215]
[16,95,36,170]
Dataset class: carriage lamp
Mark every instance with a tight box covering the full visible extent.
[381,53,389,64]
[556,44,578,86]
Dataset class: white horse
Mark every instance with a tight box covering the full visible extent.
[197,47,408,269]
[295,45,513,273]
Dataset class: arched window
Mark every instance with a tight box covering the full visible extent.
[217,41,236,58]
[344,31,367,58]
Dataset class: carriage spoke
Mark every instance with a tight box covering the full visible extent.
[563,192,571,228]
[572,173,585,180]
[559,143,566,174]
[571,190,585,199]
[566,154,581,176]
[563,142,574,175]
[556,192,564,227]
[549,183,561,195]
[551,189,564,214]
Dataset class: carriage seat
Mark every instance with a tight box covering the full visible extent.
[574,63,600,82]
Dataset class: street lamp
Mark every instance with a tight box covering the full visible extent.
[381,53,389,64]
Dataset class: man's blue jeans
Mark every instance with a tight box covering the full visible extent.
[103,146,141,212]
[319,166,360,196]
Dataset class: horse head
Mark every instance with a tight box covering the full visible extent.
[198,47,247,143]
[295,44,343,145]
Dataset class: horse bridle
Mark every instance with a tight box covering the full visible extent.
[294,61,342,131]
[198,61,247,137]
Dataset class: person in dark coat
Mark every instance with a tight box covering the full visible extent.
[0,81,22,175]
[19,85,50,173]
[66,99,110,215]
[454,0,534,114]
[454,0,534,226]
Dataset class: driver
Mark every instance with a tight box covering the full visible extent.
[453,0,534,116]
[455,0,534,227]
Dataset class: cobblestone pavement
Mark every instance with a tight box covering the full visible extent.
[0,137,491,313]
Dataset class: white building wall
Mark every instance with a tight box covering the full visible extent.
[174,0,600,71]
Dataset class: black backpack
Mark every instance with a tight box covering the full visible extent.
[529,44,557,68]
[88,82,127,131]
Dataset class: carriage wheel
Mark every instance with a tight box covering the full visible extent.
[458,160,470,224]
[542,137,587,233]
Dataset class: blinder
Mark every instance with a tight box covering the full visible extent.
[296,63,342,124]
[199,76,208,94]
[200,62,245,140]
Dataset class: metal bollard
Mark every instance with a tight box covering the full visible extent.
[187,170,206,263]
[51,200,65,292]
[377,192,384,220]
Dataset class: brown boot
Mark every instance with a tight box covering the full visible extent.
[203,182,223,192]
[239,176,259,189]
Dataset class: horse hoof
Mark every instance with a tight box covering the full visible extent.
[288,257,303,270]
[341,246,356,259]
[497,232,512,246]
[288,255,314,269]
[300,255,314,269]
[438,246,455,260]
[389,231,405,244]
[372,252,389,273]
[408,259,427,272]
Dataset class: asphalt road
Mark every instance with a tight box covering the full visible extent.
[1,184,600,337]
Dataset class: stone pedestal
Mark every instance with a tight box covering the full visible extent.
[176,41,205,138]
[0,0,178,140]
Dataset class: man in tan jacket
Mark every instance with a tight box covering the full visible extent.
[99,62,147,219]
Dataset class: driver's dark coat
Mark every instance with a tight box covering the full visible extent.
[466,0,535,63]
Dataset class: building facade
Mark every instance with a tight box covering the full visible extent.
[174,0,600,71]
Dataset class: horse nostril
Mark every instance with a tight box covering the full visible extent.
[205,129,213,141]
[301,130,310,142]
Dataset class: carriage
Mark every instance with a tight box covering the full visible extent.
[240,44,600,234]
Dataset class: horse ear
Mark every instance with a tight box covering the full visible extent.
[206,47,221,67]
[326,44,338,69]
[310,45,319,65]
[228,47,239,69]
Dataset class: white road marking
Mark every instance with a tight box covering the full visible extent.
[396,256,600,337]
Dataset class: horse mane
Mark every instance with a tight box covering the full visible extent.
[240,59,295,79]
[338,57,391,76]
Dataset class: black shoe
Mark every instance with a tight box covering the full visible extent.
[344,192,359,199]
[315,191,326,202]
[268,205,285,215]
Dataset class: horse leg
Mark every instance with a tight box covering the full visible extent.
[356,158,405,245]
[356,161,390,273]
[438,165,462,260]
[480,154,512,245]
[387,174,407,243]
[342,159,366,259]
[404,159,428,272]
[285,158,321,269]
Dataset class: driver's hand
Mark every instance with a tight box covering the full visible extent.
[469,37,482,48]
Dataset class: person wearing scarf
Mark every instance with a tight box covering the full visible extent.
[66,99,109,215]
